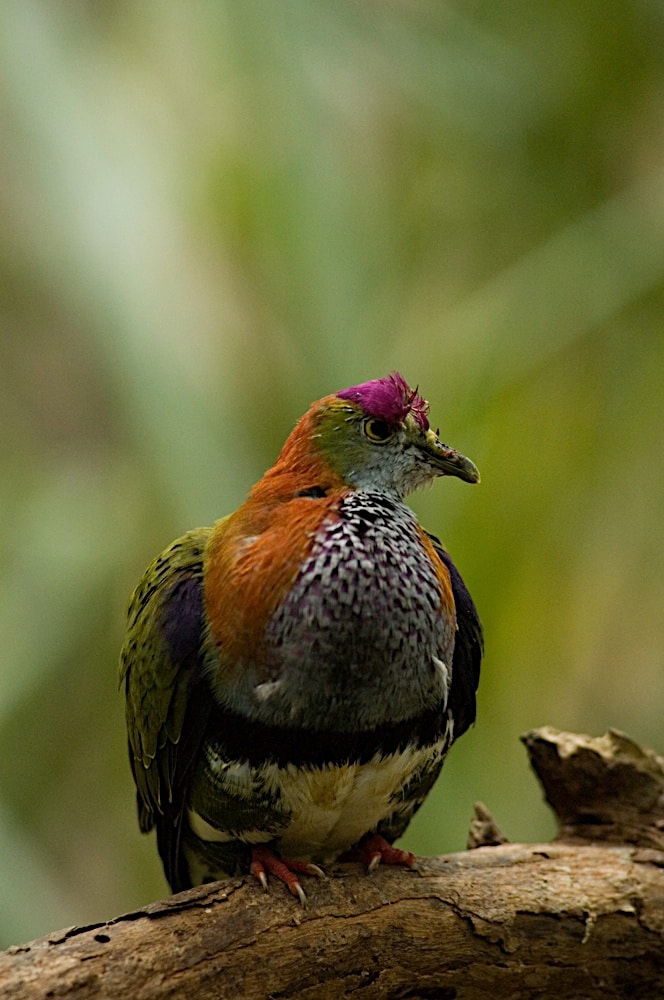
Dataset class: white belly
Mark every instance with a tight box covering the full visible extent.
[269,744,443,862]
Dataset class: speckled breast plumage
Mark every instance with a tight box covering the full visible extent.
[262,490,455,730]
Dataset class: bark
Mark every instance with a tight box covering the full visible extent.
[2,727,664,1000]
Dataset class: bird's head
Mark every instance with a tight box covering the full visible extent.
[304,372,479,498]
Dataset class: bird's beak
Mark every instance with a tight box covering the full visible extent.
[420,427,480,484]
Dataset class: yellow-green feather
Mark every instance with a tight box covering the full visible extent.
[119,525,213,819]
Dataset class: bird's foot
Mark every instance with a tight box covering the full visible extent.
[249,845,325,906]
[357,834,417,873]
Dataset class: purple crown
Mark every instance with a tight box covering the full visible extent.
[337,372,430,430]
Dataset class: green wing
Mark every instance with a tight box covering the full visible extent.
[119,525,214,887]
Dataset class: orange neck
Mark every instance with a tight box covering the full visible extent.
[204,414,346,675]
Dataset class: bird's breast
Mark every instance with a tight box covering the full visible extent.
[214,491,456,731]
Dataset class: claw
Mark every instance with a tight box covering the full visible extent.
[293,880,307,907]
[250,846,324,905]
[297,861,325,879]
[250,859,269,893]
[367,851,382,874]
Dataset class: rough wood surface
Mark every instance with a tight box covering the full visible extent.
[2,727,663,999]
[523,726,664,849]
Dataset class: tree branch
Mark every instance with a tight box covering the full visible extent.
[2,728,664,999]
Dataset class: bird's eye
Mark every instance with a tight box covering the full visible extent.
[363,418,394,443]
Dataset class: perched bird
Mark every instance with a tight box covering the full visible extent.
[120,373,482,903]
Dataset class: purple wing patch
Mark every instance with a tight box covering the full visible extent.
[160,575,203,663]
[337,372,429,430]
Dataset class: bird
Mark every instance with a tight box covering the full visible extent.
[120,372,482,904]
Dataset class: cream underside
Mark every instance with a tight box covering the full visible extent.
[187,737,447,864]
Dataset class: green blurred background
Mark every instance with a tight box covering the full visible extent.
[1,0,663,948]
